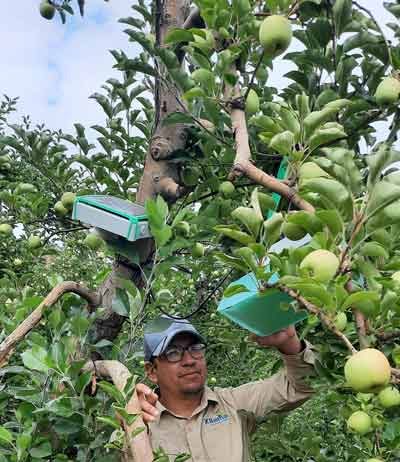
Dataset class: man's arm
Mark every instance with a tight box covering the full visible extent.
[217,326,316,420]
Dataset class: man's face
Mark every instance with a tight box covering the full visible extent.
[146,333,207,397]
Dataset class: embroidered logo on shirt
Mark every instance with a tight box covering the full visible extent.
[204,414,229,425]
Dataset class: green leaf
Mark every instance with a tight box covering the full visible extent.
[0,427,13,445]
[360,241,389,259]
[29,441,52,458]
[165,28,193,44]
[333,0,352,36]
[366,145,400,191]
[308,127,346,152]
[223,284,250,298]
[214,226,255,245]
[162,112,194,126]
[21,346,52,373]
[315,209,343,237]
[111,288,129,317]
[342,291,380,310]
[269,131,294,157]
[97,415,121,430]
[97,381,125,406]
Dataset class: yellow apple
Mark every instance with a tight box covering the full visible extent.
[299,249,339,283]
[347,411,372,435]
[259,15,292,58]
[344,348,391,392]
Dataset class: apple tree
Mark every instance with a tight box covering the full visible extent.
[1,0,400,461]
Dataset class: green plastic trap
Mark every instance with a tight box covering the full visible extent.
[72,195,151,242]
[218,237,310,336]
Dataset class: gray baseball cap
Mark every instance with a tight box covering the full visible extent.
[144,315,205,361]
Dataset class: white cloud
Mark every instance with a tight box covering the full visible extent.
[0,1,397,150]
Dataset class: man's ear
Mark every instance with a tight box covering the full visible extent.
[145,360,158,384]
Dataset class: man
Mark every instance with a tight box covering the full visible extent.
[136,315,315,462]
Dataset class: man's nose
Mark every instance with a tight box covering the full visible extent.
[181,349,195,364]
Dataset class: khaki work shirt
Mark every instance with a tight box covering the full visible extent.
[148,342,316,462]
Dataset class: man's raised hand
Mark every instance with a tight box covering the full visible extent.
[136,383,159,424]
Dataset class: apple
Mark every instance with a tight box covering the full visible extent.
[334,312,347,331]
[219,181,235,197]
[174,221,191,237]
[191,68,213,85]
[13,258,22,267]
[209,377,217,384]
[347,410,372,435]
[259,15,292,58]
[344,348,391,392]
[39,0,55,20]
[366,459,383,462]
[192,242,205,258]
[392,271,400,283]
[16,183,37,194]
[156,289,173,303]
[245,89,260,115]
[0,223,13,236]
[27,235,42,249]
[378,386,400,408]
[83,233,103,250]
[61,192,77,210]
[375,76,400,106]
[181,166,200,187]
[282,222,307,241]
[299,249,339,283]
[54,201,68,216]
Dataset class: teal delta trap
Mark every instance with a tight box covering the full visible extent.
[72,195,151,242]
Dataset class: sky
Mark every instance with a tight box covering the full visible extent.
[0,1,396,148]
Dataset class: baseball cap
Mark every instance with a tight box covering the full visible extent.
[144,315,205,361]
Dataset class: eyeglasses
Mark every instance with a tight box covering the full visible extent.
[162,343,206,363]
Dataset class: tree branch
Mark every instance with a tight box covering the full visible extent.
[232,160,315,212]
[276,284,357,354]
[0,282,100,367]
[83,360,153,462]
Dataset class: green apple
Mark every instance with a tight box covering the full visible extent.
[27,235,42,249]
[16,183,37,194]
[334,312,347,331]
[344,348,391,392]
[191,68,213,85]
[281,222,307,241]
[13,258,22,267]
[192,242,205,258]
[366,459,383,462]
[174,221,191,237]
[245,89,260,115]
[181,166,200,187]
[209,377,217,384]
[219,181,235,197]
[299,249,339,283]
[375,76,400,106]
[156,289,173,303]
[83,233,103,250]
[347,411,372,435]
[392,271,400,283]
[54,201,68,216]
[0,224,13,236]
[39,0,55,20]
[259,15,292,58]
[61,192,77,210]
[378,386,400,408]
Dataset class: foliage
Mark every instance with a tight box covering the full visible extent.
[1,0,400,460]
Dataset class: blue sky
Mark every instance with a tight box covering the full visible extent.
[0,1,396,150]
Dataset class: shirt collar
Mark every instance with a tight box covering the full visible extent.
[154,386,219,421]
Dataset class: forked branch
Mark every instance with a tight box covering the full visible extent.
[0,281,100,367]
[83,360,153,462]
